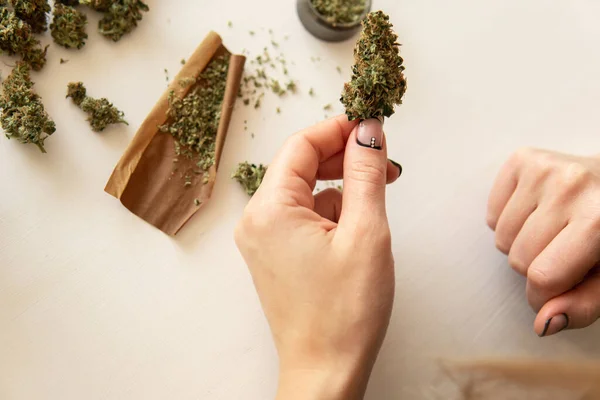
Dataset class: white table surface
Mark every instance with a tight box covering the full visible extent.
[2,1,600,399]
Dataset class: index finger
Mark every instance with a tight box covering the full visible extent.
[260,115,359,207]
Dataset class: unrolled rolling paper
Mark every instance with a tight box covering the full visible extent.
[105,31,246,235]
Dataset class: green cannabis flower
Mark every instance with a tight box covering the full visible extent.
[66,81,87,106]
[340,11,406,121]
[8,0,51,33]
[0,7,48,71]
[50,3,88,49]
[232,162,267,196]
[311,0,366,26]
[0,62,56,153]
[97,0,149,42]
[67,81,128,132]
[160,54,230,174]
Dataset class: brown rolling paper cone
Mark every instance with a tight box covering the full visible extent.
[105,31,246,235]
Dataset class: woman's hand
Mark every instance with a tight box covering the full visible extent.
[235,116,401,400]
[487,148,600,337]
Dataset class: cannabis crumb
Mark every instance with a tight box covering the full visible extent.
[276,107,281,114]
[232,162,267,196]
[228,21,232,28]
[181,59,186,65]
[194,199,201,206]
[336,66,342,73]
[323,104,332,111]
[60,58,69,64]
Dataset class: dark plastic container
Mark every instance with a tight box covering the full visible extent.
[296,0,372,42]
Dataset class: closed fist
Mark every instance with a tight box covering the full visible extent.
[487,148,600,337]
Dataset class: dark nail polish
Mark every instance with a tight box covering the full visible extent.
[539,313,569,337]
[389,159,402,177]
[356,119,383,150]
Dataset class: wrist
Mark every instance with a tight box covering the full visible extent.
[276,359,372,400]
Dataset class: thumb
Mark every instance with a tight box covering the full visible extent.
[534,271,600,337]
[339,118,389,230]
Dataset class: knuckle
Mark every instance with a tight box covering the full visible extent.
[558,162,592,192]
[527,267,558,293]
[510,147,537,167]
[508,252,528,276]
[349,159,387,185]
[495,233,511,254]
[579,300,598,326]
[486,213,498,231]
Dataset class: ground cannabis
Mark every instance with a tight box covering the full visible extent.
[159,54,230,179]
[0,62,55,152]
[311,0,366,25]
[0,7,48,71]
[67,81,128,132]
[232,162,267,196]
[8,0,51,33]
[340,11,406,121]
[50,3,88,49]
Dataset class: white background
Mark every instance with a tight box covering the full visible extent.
[1,1,600,399]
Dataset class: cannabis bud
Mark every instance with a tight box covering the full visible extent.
[0,7,48,71]
[311,0,367,26]
[67,82,128,132]
[8,0,51,33]
[340,11,407,121]
[0,62,56,153]
[232,162,267,196]
[97,0,149,42]
[159,54,230,176]
[50,3,88,49]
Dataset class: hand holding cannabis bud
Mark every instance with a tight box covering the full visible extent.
[235,115,401,400]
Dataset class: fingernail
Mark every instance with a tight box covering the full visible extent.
[389,159,403,177]
[356,119,383,150]
[539,313,569,337]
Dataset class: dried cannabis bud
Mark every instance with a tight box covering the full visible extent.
[159,54,230,175]
[0,7,48,71]
[311,0,366,25]
[50,3,88,49]
[8,0,51,33]
[0,62,56,153]
[97,0,149,42]
[67,82,128,132]
[340,11,406,121]
[232,162,267,196]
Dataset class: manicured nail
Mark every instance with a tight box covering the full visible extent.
[539,313,569,337]
[389,159,402,177]
[356,119,383,150]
